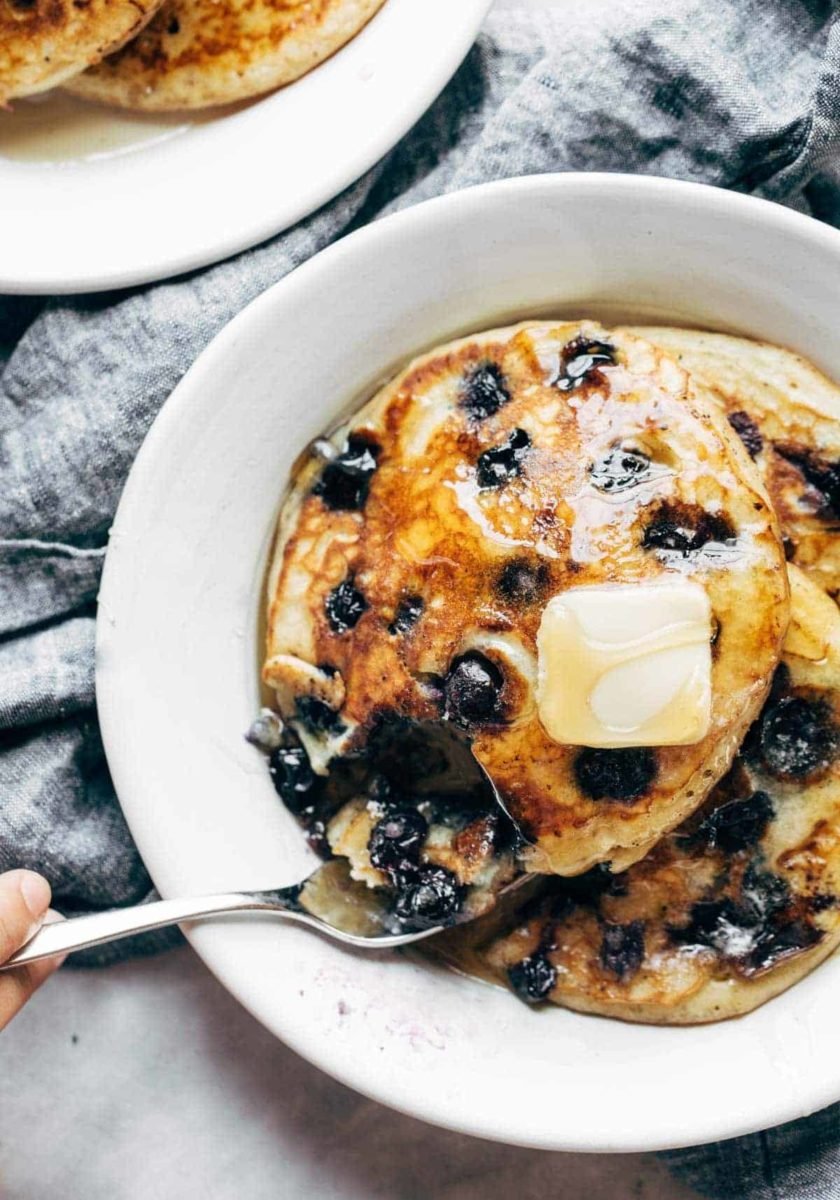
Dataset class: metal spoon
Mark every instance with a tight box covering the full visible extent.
[3,721,527,970]
[2,859,529,969]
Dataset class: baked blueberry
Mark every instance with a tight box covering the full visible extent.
[305,819,334,861]
[667,866,814,976]
[313,434,379,511]
[777,445,840,517]
[496,559,547,605]
[589,446,651,492]
[642,501,735,555]
[325,577,367,634]
[727,411,763,459]
[670,867,791,960]
[393,864,465,930]
[388,595,424,636]
[268,738,319,813]
[368,774,393,803]
[739,864,791,926]
[368,808,429,875]
[574,747,657,802]
[554,336,616,391]
[692,791,774,854]
[295,696,344,734]
[443,653,504,725]
[508,951,557,1003]
[476,428,531,489]
[460,362,511,420]
[670,898,746,955]
[245,709,284,752]
[745,920,822,974]
[759,695,837,780]
[600,921,645,979]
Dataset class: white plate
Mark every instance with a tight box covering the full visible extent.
[97,174,840,1152]
[0,0,490,294]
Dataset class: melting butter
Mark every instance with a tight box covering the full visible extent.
[536,580,712,748]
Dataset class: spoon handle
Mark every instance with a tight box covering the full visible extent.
[1,892,268,969]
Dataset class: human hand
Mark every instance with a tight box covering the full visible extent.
[0,870,63,1032]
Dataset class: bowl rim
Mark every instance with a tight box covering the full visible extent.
[97,172,840,1152]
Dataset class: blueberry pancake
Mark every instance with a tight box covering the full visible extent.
[629,328,840,601]
[484,565,840,1023]
[263,321,788,880]
[0,0,162,104]
[65,0,386,111]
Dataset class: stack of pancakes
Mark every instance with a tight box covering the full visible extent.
[263,319,840,1024]
[1,0,385,109]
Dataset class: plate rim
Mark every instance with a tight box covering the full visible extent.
[97,173,840,1152]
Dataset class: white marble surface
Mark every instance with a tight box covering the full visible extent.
[1,947,697,1199]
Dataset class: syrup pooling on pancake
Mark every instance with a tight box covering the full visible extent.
[629,328,840,603]
[263,321,788,879]
[483,566,840,1023]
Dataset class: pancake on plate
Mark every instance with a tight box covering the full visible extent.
[0,0,162,104]
[484,565,840,1023]
[629,328,840,601]
[261,320,788,886]
[65,0,386,111]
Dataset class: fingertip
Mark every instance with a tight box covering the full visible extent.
[0,870,51,922]
[17,872,51,920]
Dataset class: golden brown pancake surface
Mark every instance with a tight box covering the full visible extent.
[263,321,789,877]
[483,566,840,1023]
[65,0,386,110]
[630,328,840,602]
[0,0,163,104]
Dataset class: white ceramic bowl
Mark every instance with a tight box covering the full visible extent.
[97,174,840,1152]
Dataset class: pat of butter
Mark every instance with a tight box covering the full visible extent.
[536,581,712,748]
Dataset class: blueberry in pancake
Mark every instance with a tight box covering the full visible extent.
[248,711,521,932]
[0,0,163,103]
[628,327,840,603]
[65,0,386,111]
[484,566,840,1023]
[262,321,789,878]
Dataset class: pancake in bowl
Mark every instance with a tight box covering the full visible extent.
[629,328,840,601]
[483,566,840,1023]
[0,0,162,104]
[261,320,788,889]
[247,710,524,932]
[65,0,386,111]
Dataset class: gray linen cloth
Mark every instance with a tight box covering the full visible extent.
[2,0,840,1192]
